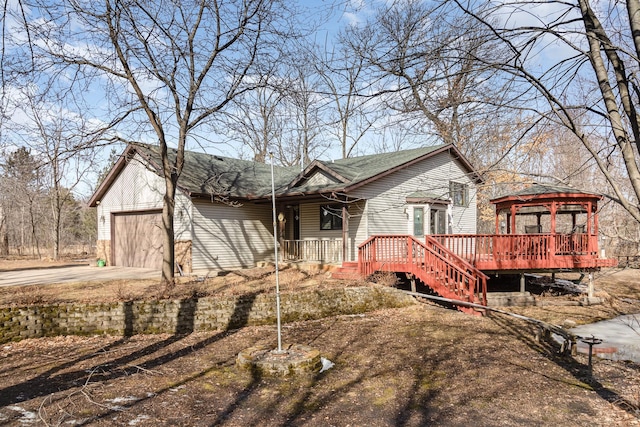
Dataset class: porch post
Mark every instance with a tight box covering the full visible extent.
[509,205,517,234]
[342,204,349,263]
[278,206,286,259]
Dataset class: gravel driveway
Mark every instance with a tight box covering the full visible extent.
[0,265,160,287]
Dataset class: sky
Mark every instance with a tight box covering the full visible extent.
[1,0,370,197]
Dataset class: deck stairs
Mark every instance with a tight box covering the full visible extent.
[331,262,362,280]
[353,235,488,315]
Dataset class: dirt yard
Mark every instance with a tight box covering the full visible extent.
[0,262,639,426]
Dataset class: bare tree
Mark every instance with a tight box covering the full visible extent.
[12,0,298,284]
[282,53,328,167]
[15,93,100,260]
[454,0,640,225]
[316,42,381,159]
[342,0,514,165]
[0,147,46,257]
[222,82,287,163]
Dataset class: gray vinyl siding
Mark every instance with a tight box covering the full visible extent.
[299,202,342,240]
[191,200,274,270]
[97,153,191,241]
[350,152,477,242]
[297,201,364,262]
[306,170,339,186]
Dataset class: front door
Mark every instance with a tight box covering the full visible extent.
[293,205,300,240]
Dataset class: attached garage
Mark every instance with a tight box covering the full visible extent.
[112,211,163,269]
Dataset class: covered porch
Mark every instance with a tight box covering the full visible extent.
[274,199,359,266]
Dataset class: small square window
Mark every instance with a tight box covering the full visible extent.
[320,204,343,230]
[450,181,469,207]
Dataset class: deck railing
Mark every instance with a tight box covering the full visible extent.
[282,239,342,263]
[432,233,609,269]
[358,235,487,311]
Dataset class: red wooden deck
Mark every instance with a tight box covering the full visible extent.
[354,233,616,315]
[433,234,617,272]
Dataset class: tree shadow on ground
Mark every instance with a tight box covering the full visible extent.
[0,294,258,410]
[206,314,453,426]
[488,312,639,416]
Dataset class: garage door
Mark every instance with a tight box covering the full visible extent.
[113,211,163,269]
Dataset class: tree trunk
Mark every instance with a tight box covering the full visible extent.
[161,175,177,285]
[0,206,8,256]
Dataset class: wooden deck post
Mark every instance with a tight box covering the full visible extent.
[519,273,526,293]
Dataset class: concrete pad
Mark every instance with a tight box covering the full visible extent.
[0,265,161,287]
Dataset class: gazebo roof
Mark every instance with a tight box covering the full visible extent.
[491,183,602,206]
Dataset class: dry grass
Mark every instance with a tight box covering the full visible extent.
[0,260,639,425]
[0,304,638,426]
[0,264,368,308]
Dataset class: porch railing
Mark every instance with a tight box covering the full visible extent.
[282,239,342,263]
[432,233,604,268]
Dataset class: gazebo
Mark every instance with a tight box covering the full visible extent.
[493,184,600,236]
[487,184,612,270]
[433,184,617,298]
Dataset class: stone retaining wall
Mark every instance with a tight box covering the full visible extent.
[0,286,415,343]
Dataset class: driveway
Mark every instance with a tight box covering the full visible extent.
[0,265,161,287]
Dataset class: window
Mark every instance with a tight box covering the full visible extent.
[413,207,424,236]
[430,208,447,234]
[450,181,469,207]
[320,204,343,230]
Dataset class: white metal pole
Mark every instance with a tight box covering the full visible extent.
[270,153,283,353]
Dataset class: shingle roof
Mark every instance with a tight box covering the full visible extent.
[319,145,444,182]
[330,146,442,177]
[509,183,595,197]
[91,142,477,205]
[134,144,299,198]
[490,183,602,205]
[282,144,466,195]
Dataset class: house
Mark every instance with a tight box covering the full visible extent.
[89,143,481,274]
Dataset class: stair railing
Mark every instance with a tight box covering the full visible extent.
[358,235,487,307]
